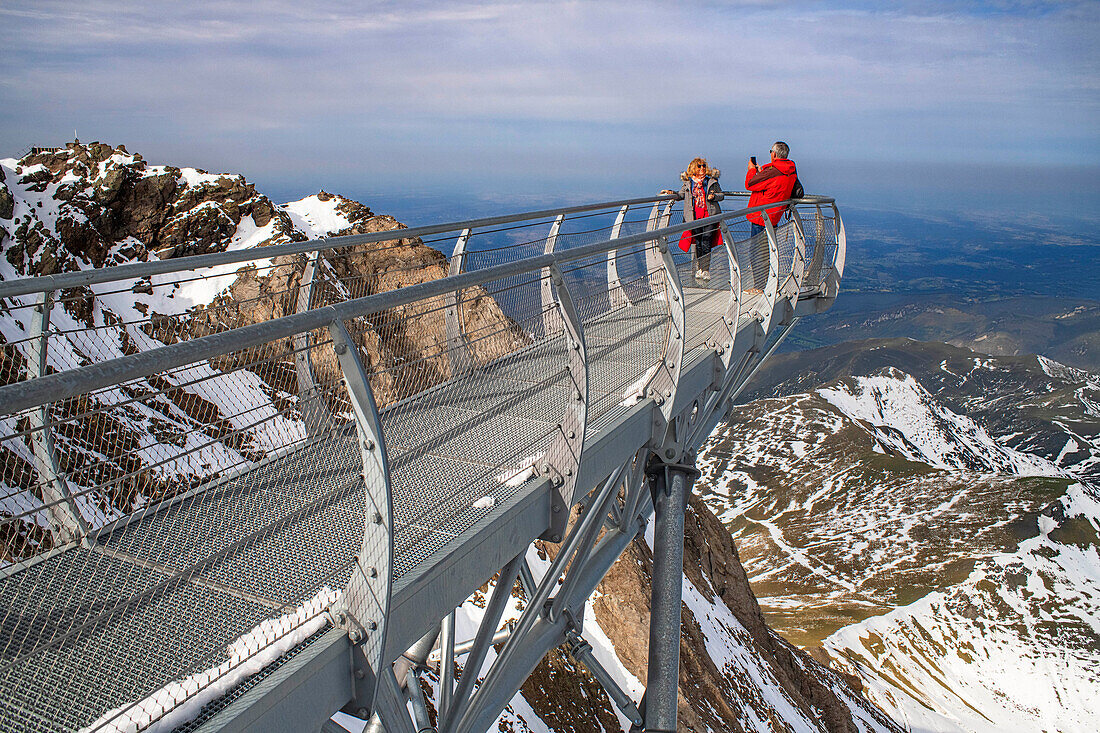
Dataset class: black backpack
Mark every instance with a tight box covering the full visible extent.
[790,176,804,200]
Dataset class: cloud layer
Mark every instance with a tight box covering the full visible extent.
[1,1,1097,196]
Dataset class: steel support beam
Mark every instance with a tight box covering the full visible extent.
[566,631,643,727]
[641,459,698,733]
[441,553,525,732]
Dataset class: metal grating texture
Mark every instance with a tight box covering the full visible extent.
[799,203,838,293]
[0,326,364,732]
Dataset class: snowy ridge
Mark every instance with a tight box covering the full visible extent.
[819,370,1064,476]
[823,482,1100,733]
[699,348,1100,733]
[0,150,359,538]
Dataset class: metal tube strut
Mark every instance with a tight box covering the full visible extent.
[641,458,699,733]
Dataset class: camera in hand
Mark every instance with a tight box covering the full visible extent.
[750,156,757,166]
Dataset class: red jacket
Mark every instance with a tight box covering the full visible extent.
[745,158,797,226]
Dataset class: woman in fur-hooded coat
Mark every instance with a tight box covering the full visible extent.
[662,157,723,280]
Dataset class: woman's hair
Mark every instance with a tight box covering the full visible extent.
[688,157,709,176]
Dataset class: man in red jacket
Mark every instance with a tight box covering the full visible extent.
[745,141,798,238]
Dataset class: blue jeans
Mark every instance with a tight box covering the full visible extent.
[750,222,765,238]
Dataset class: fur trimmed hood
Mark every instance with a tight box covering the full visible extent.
[680,168,720,181]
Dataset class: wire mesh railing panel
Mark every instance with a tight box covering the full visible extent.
[0,327,359,732]
[0,253,312,392]
[344,268,574,581]
[580,246,671,434]
[732,228,771,296]
[799,204,837,293]
[775,220,797,285]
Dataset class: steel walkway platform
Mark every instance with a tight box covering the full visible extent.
[0,193,845,733]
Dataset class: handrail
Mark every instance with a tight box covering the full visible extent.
[0,193,834,301]
[0,198,819,416]
[0,195,680,300]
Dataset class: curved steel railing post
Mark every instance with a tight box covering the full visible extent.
[26,290,88,543]
[444,228,474,375]
[802,204,828,295]
[540,214,566,337]
[607,204,631,309]
[294,252,334,438]
[759,217,782,336]
[826,203,847,299]
[641,202,685,432]
[542,262,587,540]
[786,208,808,306]
[711,220,744,368]
[326,319,394,720]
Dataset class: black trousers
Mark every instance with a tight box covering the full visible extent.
[691,223,718,271]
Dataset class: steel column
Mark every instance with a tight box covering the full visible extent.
[642,460,697,733]
[26,289,88,542]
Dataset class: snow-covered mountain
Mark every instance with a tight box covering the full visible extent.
[698,339,1100,732]
[1,143,899,732]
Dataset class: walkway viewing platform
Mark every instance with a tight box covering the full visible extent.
[0,192,844,733]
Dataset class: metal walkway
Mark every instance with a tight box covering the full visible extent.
[0,192,845,732]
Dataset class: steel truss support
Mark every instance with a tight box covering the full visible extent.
[438,452,653,733]
[26,289,88,543]
[327,319,394,722]
[565,629,643,727]
[440,552,525,732]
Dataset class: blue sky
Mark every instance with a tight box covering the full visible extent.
[1,1,1097,217]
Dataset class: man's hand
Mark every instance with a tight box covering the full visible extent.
[660,189,674,195]
[747,159,757,172]
[707,194,716,201]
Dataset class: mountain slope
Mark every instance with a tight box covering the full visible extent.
[698,338,1100,732]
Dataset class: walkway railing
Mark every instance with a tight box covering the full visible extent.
[0,192,844,733]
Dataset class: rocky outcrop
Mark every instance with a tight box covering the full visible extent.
[0,143,526,548]
[583,494,900,732]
